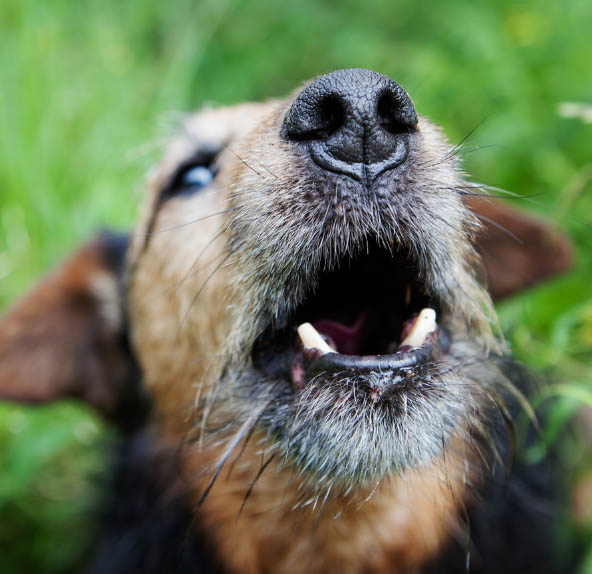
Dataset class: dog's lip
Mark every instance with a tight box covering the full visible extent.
[306,332,441,374]
[290,328,449,391]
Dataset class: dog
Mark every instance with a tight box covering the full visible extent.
[0,69,573,573]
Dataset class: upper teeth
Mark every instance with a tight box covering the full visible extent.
[400,308,437,349]
[297,323,336,355]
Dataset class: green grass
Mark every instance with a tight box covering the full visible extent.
[1,0,591,571]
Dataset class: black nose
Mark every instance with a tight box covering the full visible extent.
[283,69,417,183]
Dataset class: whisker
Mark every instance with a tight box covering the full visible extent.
[471,212,523,245]
[171,223,231,290]
[410,118,489,171]
[226,423,258,480]
[446,117,490,159]
[176,249,237,336]
[237,453,276,520]
[133,207,238,237]
[224,144,262,177]
[195,400,271,509]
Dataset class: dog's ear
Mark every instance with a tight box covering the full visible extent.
[0,233,145,424]
[468,197,573,300]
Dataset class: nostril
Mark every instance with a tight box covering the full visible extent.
[316,95,346,139]
[376,91,417,136]
[285,94,346,142]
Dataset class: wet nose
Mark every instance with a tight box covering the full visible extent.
[283,69,417,183]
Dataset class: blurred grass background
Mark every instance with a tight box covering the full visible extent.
[1,0,591,571]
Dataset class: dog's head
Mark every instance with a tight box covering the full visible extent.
[0,69,572,491]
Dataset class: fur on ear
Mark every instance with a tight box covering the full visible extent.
[467,197,573,300]
[0,233,146,425]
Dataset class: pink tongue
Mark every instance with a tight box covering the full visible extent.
[313,312,367,355]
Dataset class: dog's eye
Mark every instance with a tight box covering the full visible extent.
[179,165,214,189]
[162,156,217,200]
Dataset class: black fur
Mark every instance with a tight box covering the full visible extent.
[88,433,222,574]
[428,364,561,573]
[98,231,149,431]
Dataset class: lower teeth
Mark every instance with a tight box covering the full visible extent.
[399,308,437,349]
[297,323,336,355]
[297,307,437,356]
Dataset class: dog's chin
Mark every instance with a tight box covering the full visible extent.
[240,243,484,488]
[246,356,476,489]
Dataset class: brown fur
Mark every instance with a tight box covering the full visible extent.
[182,435,474,573]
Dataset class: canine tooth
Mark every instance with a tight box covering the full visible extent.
[400,308,437,349]
[297,323,336,355]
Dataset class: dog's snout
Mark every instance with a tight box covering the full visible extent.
[283,69,417,182]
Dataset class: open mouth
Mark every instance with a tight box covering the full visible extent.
[252,243,450,401]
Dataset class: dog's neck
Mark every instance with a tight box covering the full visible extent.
[182,433,472,574]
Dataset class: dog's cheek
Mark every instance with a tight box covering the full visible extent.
[126,195,233,433]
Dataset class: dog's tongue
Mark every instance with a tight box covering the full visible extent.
[313,312,366,355]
